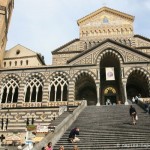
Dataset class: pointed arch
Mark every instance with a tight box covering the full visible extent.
[1,74,21,103]
[48,71,70,101]
[24,73,45,102]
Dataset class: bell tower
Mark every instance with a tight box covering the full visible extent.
[0,0,14,67]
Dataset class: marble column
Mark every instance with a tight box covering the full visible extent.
[123,82,128,105]
[96,83,100,106]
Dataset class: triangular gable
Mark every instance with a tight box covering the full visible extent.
[67,39,150,65]
[52,39,80,54]
[134,35,150,48]
[5,44,38,58]
[77,7,134,26]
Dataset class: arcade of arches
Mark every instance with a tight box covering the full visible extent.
[0,64,150,106]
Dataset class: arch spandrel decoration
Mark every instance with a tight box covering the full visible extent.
[0,74,21,103]
[48,71,70,102]
[24,73,45,103]
[70,43,125,66]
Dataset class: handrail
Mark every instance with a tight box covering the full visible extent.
[31,100,87,150]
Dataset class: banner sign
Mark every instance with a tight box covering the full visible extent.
[105,67,115,81]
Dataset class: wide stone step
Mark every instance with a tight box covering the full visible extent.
[54,105,150,149]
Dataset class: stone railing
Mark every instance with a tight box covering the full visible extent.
[22,102,42,107]
[0,101,82,109]
[0,103,17,108]
[32,100,87,150]
[138,98,150,111]
[140,98,150,103]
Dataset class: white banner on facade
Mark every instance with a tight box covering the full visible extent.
[105,67,115,81]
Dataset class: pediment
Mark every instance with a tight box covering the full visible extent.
[77,7,134,28]
[67,39,150,65]
[134,35,150,47]
[5,44,37,58]
[52,39,80,54]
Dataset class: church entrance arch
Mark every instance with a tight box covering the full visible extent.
[100,50,123,105]
[75,72,97,105]
[126,69,150,100]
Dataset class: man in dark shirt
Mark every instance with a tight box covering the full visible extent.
[129,105,137,125]
[68,127,80,143]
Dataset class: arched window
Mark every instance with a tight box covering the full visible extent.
[9,61,11,66]
[26,60,28,65]
[84,42,87,50]
[103,17,109,23]
[49,73,68,101]
[24,75,43,102]
[4,62,6,67]
[20,60,23,66]
[15,61,17,66]
[1,75,19,103]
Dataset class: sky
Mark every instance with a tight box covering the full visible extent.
[6,0,150,65]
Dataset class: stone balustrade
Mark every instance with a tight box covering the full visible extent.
[0,103,17,108]
[0,101,82,109]
[140,98,150,103]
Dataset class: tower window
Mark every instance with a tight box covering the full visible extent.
[9,61,11,66]
[26,60,28,65]
[16,50,20,55]
[20,60,23,66]
[15,61,17,66]
[4,62,6,67]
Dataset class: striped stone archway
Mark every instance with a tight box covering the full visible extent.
[125,67,150,99]
[73,70,97,105]
[97,49,124,105]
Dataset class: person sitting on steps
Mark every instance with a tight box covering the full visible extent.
[68,127,80,143]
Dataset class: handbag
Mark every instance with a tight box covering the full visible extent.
[135,115,138,120]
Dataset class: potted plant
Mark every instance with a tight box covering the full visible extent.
[26,125,37,131]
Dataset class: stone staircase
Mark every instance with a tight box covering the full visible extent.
[54,105,150,149]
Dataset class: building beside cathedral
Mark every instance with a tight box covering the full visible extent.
[0,2,150,140]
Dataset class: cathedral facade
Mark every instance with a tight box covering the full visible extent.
[0,3,150,109]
